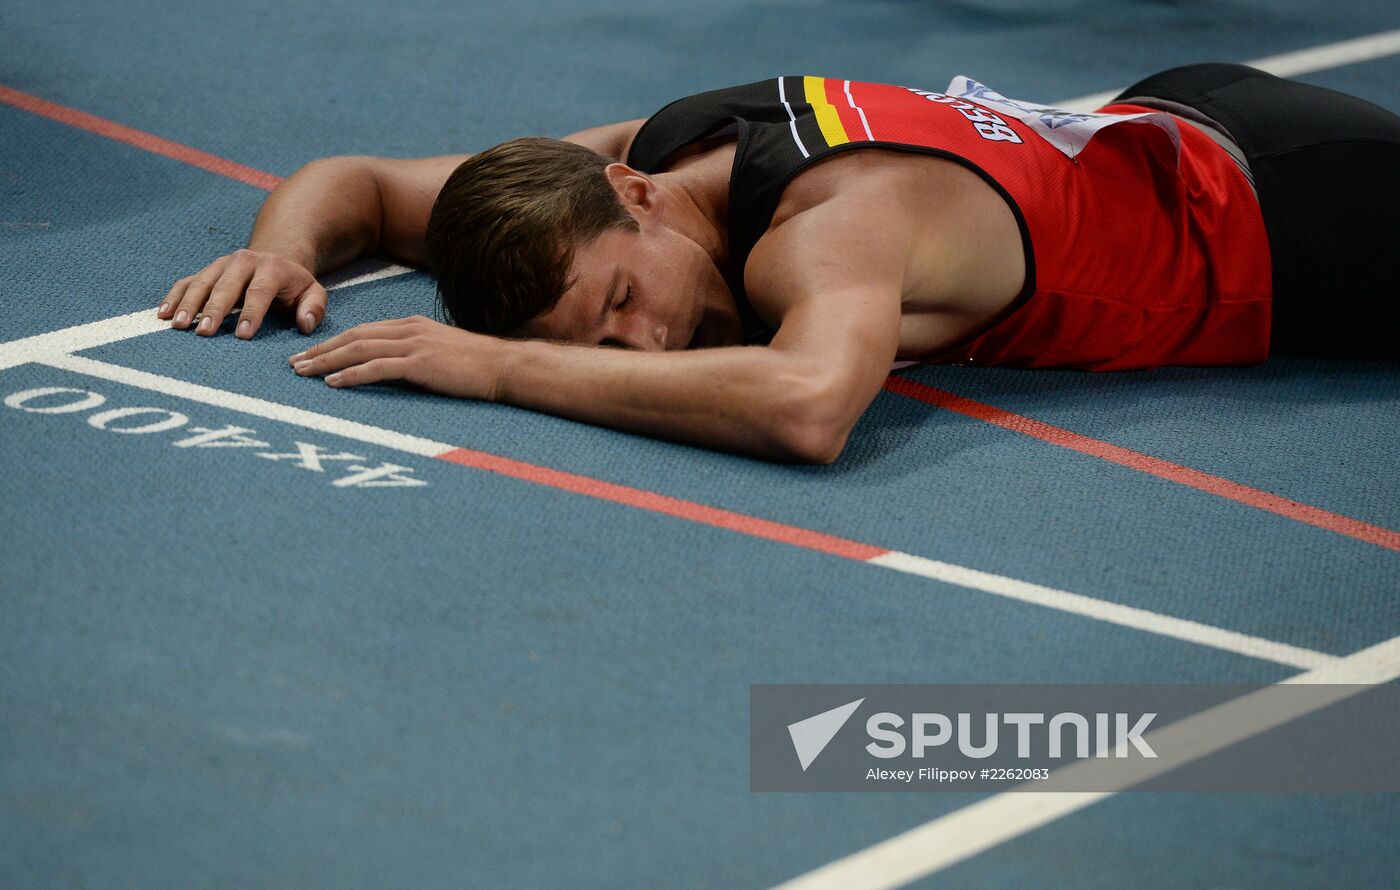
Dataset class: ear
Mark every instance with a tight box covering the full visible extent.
[603,163,661,220]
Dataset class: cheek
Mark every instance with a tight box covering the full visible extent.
[673,245,713,295]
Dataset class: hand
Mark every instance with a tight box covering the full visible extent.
[289,315,506,401]
[157,248,328,338]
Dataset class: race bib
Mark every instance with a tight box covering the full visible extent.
[943,75,1181,160]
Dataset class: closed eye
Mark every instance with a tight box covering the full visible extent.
[616,284,633,311]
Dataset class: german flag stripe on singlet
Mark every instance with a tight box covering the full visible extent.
[776,76,877,156]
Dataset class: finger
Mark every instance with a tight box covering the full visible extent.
[326,357,410,388]
[157,277,191,319]
[234,269,296,339]
[289,318,417,364]
[169,256,229,328]
[293,281,330,335]
[293,338,412,376]
[197,251,257,336]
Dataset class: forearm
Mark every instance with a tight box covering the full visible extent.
[497,340,841,463]
[246,157,383,274]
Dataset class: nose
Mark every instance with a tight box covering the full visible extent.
[615,318,667,351]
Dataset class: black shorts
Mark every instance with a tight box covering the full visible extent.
[1114,63,1400,360]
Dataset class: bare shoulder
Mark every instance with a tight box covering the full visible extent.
[742,188,907,374]
[744,161,917,332]
[753,149,1027,358]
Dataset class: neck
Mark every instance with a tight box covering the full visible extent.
[654,152,746,348]
[655,167,730,271]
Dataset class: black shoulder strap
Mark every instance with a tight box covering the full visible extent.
[627,79,820,345]
[627,79,785,172]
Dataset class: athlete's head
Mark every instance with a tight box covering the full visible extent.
[426,136,729,351]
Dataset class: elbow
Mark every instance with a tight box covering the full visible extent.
[783,420,849,465]
[775,373,856,465]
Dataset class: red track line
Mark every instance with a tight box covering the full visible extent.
[0,84,281,191]
[9,80,1395,554]
[884,375,1400,553]
[437,447,890,561]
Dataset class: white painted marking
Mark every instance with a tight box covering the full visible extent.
[37,352,455,458]
[1057,27,1400,112]
[1250,27,1400,78]
[778,77,811,159]
[0,261,417,370]
[0,310,168,371]
[171,425,270,449]
[869,551,1332,670]
[775,633,1400,890]
[320,259,418,290]
[4,386,106,413]
[87,406,189,434]
[332,461,428,488]
[256,441,366,472]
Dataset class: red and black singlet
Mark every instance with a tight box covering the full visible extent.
[625,76,1273,370]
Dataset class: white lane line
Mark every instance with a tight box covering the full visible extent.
[1251,27,1400,78]
[0,261,419,370]
[775,633,1400,890]
[870,552,1332,670]
[0,309,168,371]
[1057,27,1400,112]
[320,258,418,290]
[39,352,454,458]
[12,352,1336,673]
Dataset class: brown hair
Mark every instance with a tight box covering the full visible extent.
[424,137,638,337]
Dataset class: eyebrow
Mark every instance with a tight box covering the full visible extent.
[595,266,623,329]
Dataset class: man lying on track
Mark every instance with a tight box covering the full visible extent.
[158,64,1400,463]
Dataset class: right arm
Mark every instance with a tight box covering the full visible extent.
[159,117,645,339]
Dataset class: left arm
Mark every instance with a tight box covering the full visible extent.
[289,197,907,463]
[288,312,882,464]
[495,336,858,463]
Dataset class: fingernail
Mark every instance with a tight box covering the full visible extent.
[174,310,188,325]
[326,372,342,385]
[197,316,214,334]
[158,303,169,315]
[289,351,306,363]
[295,360,312,373]
[236,319,251,338]
[301,313,315,330]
